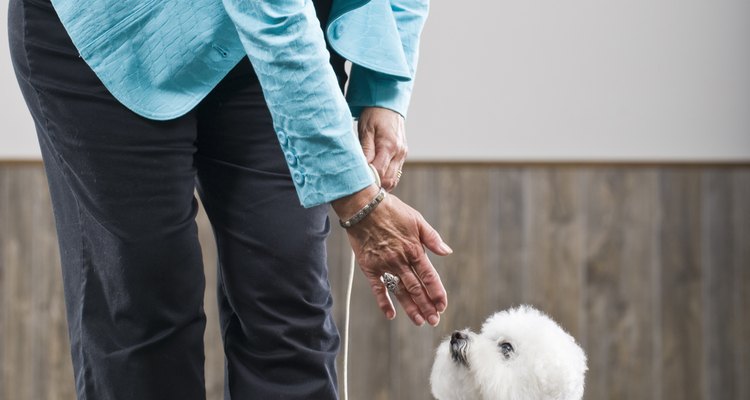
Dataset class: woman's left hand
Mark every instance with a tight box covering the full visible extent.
[357,107,407,191]
[332,185,451,326]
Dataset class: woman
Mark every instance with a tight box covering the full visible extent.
[9,0,450,398]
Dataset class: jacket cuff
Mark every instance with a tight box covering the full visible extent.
[346,64,414,119]
[275,123,375,208]
[297,159,376,208]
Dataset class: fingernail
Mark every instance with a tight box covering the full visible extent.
[386,311,395,320]
[428,314,440,327]
[440,243,453,254]
[436,302,446,313]
[414,315,425,326]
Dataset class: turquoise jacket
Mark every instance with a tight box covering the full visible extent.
[50,0,428,207]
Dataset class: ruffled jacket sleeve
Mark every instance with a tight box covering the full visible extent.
[221,0,374,207]
[327,0,429,118]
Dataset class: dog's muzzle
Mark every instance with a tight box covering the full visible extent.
[450,331,470,367]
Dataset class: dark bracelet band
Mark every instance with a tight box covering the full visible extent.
[339,188,387,228]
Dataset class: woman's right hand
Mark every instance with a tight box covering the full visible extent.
[332,185,451,327]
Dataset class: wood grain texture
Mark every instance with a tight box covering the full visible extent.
[659,169,704,400]
[0,166,75,400]
[0,167,7,398]
[487,168,527,308]
[525,168,587,339]
[732,170,750,400]
[1,163,749,400]
[701,170,737,400]
[583,169,660,399]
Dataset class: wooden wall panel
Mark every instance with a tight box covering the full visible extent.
[430,167,492,329]
[1,163,749,400]
[583,169,660,399]
[486,168,526,308]
[732,170,750,400]
[525,169,587,339]
[659,170,704,400]
[702,170,737,399]
[0,166,75,400]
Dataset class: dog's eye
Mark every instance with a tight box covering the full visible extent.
[499,342,514,358]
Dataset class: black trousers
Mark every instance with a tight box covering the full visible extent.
[9,0,343,398]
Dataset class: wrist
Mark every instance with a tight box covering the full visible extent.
[331,184,380,221]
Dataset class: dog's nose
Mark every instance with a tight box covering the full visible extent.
[450,331,467,344]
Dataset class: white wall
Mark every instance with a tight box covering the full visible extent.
[2,0,749,161]
[1,1,41,159]
[407,0,750,161]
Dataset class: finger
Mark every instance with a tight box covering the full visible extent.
[388,276,427,326]
[358,124,376,163]
[396,268,440,326]
[418,216,453,255]
[393,138,408,167]
[408,251,448,314]
[382,159,401,192]
[381,139,407,191]
[368,277,397,320]
[372,139,394,183]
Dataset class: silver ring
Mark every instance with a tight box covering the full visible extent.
[381,272,400,294]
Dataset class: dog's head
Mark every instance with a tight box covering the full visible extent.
[430,305,587,400]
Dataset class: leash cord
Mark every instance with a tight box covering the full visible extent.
[343,249,356,400]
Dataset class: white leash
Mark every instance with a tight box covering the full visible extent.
[342,248,356,400]
[342,164,381,400]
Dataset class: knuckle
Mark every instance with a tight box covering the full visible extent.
[404,243,423,261]
[383,251,400,265]
[424,228,439,242]
[370,282,386,296]
[405,281,423,296]
[419,269,439,285]
[412,210,425,222]
[358,259,377,276]
[379,299,392,310]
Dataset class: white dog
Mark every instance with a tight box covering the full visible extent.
[430,305,587,400]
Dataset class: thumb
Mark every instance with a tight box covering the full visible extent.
[418,217,453,256]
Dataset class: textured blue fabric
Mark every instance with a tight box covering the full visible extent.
[49,0,428,207]
[330,0,428,118]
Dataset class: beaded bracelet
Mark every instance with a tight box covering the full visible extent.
[339,188,387,228]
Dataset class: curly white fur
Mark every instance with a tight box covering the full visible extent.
[430,305,587,400]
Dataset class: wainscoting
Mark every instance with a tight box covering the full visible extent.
[1,163,748,400]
